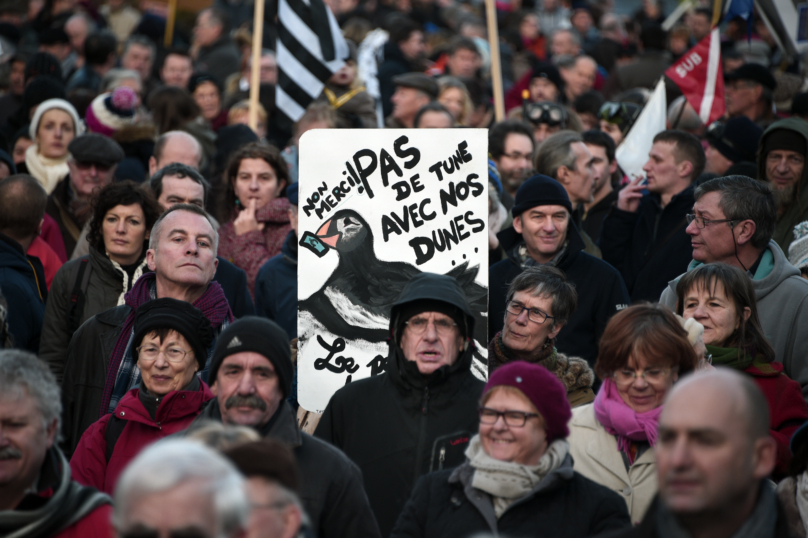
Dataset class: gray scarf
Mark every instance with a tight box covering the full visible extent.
[466,434,569,518]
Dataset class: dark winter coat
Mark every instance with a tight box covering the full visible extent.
[70,381,215,494]
[187,400,382,538]
[390,455,631,538]
[0,233,47,352]
[600,184,695,303]
[378,41,419,118]
[489,220,629,368]
[255,230,298,338]
[195,36,241,89]
[112,123,156,183]
[213,256,256,318]
[45,177,87,258]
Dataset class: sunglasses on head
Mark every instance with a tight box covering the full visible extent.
[523,101,567,127]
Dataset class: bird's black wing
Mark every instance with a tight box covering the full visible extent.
[299,292,390,343]
[446,262,489,345]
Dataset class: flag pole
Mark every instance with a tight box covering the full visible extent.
[249,0,265,132]
[484,0,504,122]
[164,0,177,47]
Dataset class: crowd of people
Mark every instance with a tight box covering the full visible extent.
[2,0,808,536]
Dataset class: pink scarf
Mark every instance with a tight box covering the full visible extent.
[593,378,663,458]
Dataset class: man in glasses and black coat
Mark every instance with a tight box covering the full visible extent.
[314,272,484,538]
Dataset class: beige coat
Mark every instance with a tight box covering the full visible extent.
[567,404,657,523]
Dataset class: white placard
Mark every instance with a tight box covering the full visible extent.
[297,129,489,413]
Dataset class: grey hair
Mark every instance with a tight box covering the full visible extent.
[554,54,576,70]
[113,439,249,535]
[123,34,157,63]
[100,68,142,93]
[149,204,219,253]
[505,266,577,329]
[185,420,260,451]
[0,350,61,432]
[269,482,312,528]
[534,130,583,179]
[552,28,581,48]
[667,95,704,132]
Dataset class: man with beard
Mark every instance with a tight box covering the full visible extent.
[489,120,536,209]
[757,118,808,251]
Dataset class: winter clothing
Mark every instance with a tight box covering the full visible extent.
[39,246,149,383]
[660,240,808,401]
[60,274,232,458]
[195,36,241,90]
[484,360,572,442]
[583,188,619,243]
[29,98,83,141]
[68,133,125,167]
[27,236,62,289]
[0,447,112,538]
[188,399,382,538]
[84,88,138,137]
[569,403,658,523]
[378,42,421,118]
[594,379,663,463]
[41,213,68,262]
[46,176,93,258]
[66,65,103,93]
[757,118,808,251]
[70,380,214,494]
[0,233,47,352]
[25,145,70,196]
[490,219,630,367]
[218,197,293,298]
[789,222,808,270]
[600,184,695,302]
[317,83,379,128]
[488,333,596,407]
[726,63,778,91]
[315,272,485,537]
[112,122,157,183]
[706,116,763,164]
[208,316,293,397]
[511,174,574,216]
[389,450,631,537]
[213,257,256,318]
[602,50,671,99]
[392,73,439,98]
[99,3,141,44]
[132,298,215,370]
[776,475,808,538]
[255,230,298,337]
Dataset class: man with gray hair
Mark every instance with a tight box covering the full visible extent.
[113,438,248,538]
[61,204,233,457]
[0,350,112,537]
[599,369,785,537]
[659,175,808,401]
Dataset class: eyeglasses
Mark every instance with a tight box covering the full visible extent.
[612,367,677,387]
[705,121,739,153]
[74,161,114,172]
[479,407,540,427]
[686,214,737,229]
[136,345,191,363]
[405,317,458,336]
[505,300,554,324]
[501,151,532,162]
[523,101,567,127]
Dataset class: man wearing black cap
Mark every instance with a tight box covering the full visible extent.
[757,118,808,251]
[489,174,628,367]
[386,72,438,128]
[725,63,778,129]
[528,62,564,104]
[187,316,382,538]
[314,273,484,537]
[46,133,124,257]
[704,116,763,175]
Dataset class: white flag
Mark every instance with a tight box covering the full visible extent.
[615,79,668,182]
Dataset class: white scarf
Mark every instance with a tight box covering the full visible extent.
[467,434,569,518]
[109,255,149,306]
[25,144,69,195]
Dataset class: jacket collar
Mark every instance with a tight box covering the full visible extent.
[116,378,213,425]
[498,216,586,270]
[385,339,476,393]
[196,399,303,448]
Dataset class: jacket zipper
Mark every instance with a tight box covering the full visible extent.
[438,446,446,470]
[413,386,430,480]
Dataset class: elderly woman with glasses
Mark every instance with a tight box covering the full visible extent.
[390,361,630,537]
[70,298,215,494]
[568,304,697,523]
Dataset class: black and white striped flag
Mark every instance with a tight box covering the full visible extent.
[276,0,348,122]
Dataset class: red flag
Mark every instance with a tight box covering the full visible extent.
[665,28,725,125]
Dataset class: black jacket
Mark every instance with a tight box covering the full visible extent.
[599,185,695,303]
[213,256,255,319]
[489,221,629,368]
[314,336,484,536]
[188,400,382,538]
[0,234,47,352]
[378,42,419,118]
[390,455,631,538]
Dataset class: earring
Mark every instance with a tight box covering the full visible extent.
[235,199,241,207]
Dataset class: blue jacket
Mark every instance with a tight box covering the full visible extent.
[255,231,297,338]
[0,234,47,351]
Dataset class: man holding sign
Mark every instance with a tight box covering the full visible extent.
[314,272,484,537]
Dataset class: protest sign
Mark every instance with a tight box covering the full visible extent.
[297,129,489,413]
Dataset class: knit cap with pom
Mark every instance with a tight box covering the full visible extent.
[788,221,808,271]
[84,86,138,136]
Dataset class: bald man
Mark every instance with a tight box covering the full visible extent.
[148,131,203,176]
[597,369,783,538]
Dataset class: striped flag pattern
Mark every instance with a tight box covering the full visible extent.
[664,27,725,125]
[276,0,349,122]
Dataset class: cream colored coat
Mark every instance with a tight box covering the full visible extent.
[568,403,657,523]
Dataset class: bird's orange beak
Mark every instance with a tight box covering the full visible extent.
[316,219,339,248]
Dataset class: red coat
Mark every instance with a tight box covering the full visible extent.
[70,382,215,494]
[53,504,113,538]
[745,361,808,478]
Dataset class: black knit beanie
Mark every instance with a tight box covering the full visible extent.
[23,77,66,112]
[394,299,467,343]
[208,317,293,398]
[763,129,807,158]
[132,298,215,370]
[512,174,573,218]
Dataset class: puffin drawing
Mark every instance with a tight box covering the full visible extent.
[299,209,488,347]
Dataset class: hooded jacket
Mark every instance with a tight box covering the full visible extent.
[187,399,382,538]
[314,273,485,537]
[0,233,47,352]
[757,118,808,252]
[489,220,629,368]
[389,454,630,537]
[255,230,298,338]
[660,240,808,400]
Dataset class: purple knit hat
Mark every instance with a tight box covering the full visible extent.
[85,86,138,136]
[483,361,572,441]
